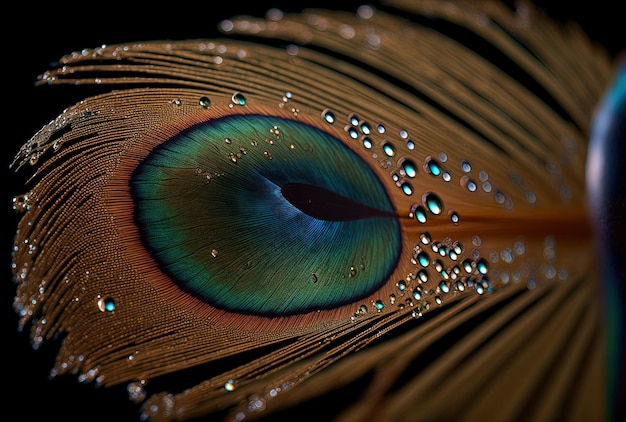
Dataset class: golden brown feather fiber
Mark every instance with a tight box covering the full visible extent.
[8,1,618,421]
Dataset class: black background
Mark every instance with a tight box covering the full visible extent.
[3,1,623,421]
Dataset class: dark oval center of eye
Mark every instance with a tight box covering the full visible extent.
[281,182,395,221]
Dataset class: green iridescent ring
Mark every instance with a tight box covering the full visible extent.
[131,114,402,316]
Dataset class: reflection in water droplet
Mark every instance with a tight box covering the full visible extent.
[450,211,460,224]
[412,288,421,300]
[97,296,115,312]
[462,176,477,192]
[322,109,336,124]
[425,158,442,176]
[438,281,450,294]
[477,258,489,274]
[417,251,430,267]
[199,96,211,108]
[382,142,395,157]
[423,192,443,215]
[462,259,473,273]
[127,381,147,403]
[417,269,429,283]
[411,205,427,224]
[401,159,417,178]
[231,92,246,105]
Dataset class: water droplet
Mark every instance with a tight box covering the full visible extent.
[477,258,489,274]
[12,194,31,212]
[399,129,408,139]
[349,266,357,277]
[423,192,443,215]
[412,288,422,300]
[461,160,472,172]
[360,122,371,135]
[411,205,427,224]
[374,300,384,311]
[199,96,211,108]
[433,259,444,272]
[442,172,451,182]
[97,296,115,312]
[450,211,460,225]
[362,138,373,149]
[322,109,335,124]
[400,159,417,178]
[377,124,385,134]
[425,158,442,176]
[349,114,360,126]
[406,140,415,150]
[417,251,430,267]
[438,281,450,294]
[401,182,413,196]
[501,248,514,264]
[231,92,246,105]
[495,191,505,204]
[397,280,407,291]
[419,232,431,245]
[310,273,318,283]
[347,127,359,139]
[211,249,219,258]
[417,269,429,283]
[225,380,236,391]
[382,142,395,157]
[463,177,477,192]
[127,381,147,403]
[462,259,473,273]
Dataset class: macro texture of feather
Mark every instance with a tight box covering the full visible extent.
[7,1,623,421]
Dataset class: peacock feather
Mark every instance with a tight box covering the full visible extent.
[7,1,624,421]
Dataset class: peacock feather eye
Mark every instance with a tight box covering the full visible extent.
[8,1,624,421]
[131,114,402,316]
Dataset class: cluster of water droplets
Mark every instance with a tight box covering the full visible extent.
[350,228,492,320]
